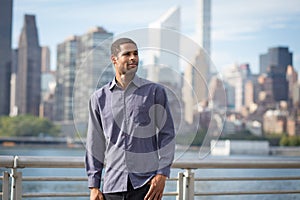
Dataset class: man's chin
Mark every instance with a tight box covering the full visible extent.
[122,67,137,75]
[128,67,138,73]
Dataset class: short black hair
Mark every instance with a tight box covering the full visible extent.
[111,38,137,56]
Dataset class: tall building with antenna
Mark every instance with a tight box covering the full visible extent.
[196,0,211,57]
[183,0,211,124]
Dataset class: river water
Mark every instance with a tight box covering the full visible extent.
[1,145,300,200]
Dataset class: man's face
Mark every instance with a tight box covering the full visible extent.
[112,43,139,76]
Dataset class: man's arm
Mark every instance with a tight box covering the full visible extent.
[155,86,176,177]
[85,93,106,190]
[145,86,175,200]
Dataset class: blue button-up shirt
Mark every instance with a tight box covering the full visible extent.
[85,75,175,193]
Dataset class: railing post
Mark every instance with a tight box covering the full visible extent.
[177,172,184,200]
[11,156,22,200]
[183,169,194,200]
[2,171,9,200]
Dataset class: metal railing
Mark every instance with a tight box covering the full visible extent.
[1,156,300,199]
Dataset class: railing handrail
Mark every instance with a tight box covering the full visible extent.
[1,156,300,169]
[0,156,14,168]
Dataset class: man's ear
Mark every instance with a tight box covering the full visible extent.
[111,55,117,64]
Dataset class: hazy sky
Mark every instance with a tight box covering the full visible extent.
[12,0,300,73]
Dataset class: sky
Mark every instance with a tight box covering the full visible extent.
[12,0,300,74]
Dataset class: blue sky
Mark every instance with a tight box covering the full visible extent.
[12,0,300,74]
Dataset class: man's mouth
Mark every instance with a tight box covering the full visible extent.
[128,63,137,67]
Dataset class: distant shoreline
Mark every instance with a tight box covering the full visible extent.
[1,137,300,156]
[0,136,84,148]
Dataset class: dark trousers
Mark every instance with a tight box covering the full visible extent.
[103,179,150,200]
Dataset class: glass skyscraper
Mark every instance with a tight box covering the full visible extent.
[55,27,113,123]
[55,36,78,121]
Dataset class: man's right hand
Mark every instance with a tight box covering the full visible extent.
[90,188,104,200]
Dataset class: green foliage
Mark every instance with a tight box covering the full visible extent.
[0,115,60,137]
[279,135,289,146]
[176,128,207,146]
[279,135,300,146]
[220,130,264,141]
[176,129,300,147]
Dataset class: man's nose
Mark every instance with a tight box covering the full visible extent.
[129,53,136,60]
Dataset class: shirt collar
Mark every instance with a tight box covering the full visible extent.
[109,75,142,90]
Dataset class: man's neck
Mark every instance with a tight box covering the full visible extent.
[116,73,135,89]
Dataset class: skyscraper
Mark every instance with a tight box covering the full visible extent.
[15,14,41,116]
[66,27,113,123]
[182,0,211,124]
[182,50,210,123]
[147,6,183,129]
[55,36,78,121]
[41,46,51,73]
[10,49,18,116]
[286,65,298,101]
[259,47,292,74]
[196,0,211,56]
[147,6,181,87]
[0,0,13,116]
[260,47,292,102]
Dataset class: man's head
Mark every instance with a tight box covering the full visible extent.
[110,38,139,77]
[111,38,137,57]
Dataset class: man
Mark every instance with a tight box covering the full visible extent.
[85,38,175,200]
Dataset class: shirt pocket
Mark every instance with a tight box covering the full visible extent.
[133,106,151,126]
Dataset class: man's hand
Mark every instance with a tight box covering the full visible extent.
[90,188,104,200]
[144,174,167,200]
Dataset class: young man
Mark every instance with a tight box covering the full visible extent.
[85,38,175,200]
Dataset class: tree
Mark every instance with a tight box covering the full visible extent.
[0,115,60,137]
[279,135,289,146]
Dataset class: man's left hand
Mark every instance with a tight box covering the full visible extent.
[144,174,167,200]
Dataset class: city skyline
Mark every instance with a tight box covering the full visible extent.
[12,0,300,74]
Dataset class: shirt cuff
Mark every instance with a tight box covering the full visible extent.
[88,176,101,189]
[156,165,171,178]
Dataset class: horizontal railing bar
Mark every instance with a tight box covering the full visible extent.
[172,160,300,169]
[0,156,14,168]
[22,192,178,198]
[22,176,178,182]
[18,176,300,182]
[195,190,300,196]
[195,176,300,181]
[23,177,88,181]
[1,156,300,169]
[22,192,89,197]
[22,176,300,182]
[163,192,178,196]
[16,156,85,168]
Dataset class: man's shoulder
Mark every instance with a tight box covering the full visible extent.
[91,82,112,98]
